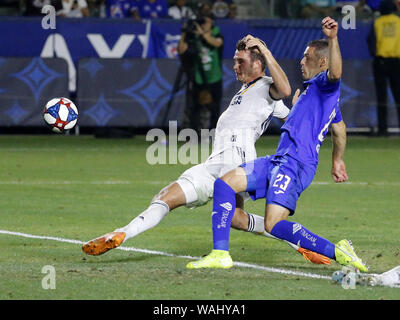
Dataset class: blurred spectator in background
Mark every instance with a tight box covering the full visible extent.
[86,0,104,16]
[300,0,337,18]
[196,1,212,18]
[177,15,224,132]
[335,0,362,10]
[22,0,62,15]
[0,0,20,15]
[133,0,168,19]
[359,0,382,13]
[168,0,195,19]
[228,3,237,19]
[367,0,400,135]
[211,0,229,18]
[105,0,138,18]
[59,0,90,17]
[335,0,372,19]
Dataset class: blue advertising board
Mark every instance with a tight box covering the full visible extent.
[0,17,392,130]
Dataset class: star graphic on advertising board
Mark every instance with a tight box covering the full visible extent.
[12,58,63,103]
[4,101,29,124]
[119,60,176,125]
[84,94,120,126]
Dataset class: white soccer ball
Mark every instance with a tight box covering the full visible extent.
[43,97,78,133]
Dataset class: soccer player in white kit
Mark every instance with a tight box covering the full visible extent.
[82,35,330,265]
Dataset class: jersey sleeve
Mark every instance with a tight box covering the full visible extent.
[331,108,343,124]
[315,70,341,92]
[262,76,275,104]
[272,100,290,119]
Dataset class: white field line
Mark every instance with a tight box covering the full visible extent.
[0,229,330,281]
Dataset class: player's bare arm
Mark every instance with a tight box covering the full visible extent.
[322,17,342,81]
[245,35,291,99]
[331,120,348,183]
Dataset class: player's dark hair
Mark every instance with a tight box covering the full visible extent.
[307,39,329,59]
[236,37,267,71]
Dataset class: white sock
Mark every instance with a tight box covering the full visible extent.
[115,200,170,241]
[247,213,300,251]
[247,213,275,238]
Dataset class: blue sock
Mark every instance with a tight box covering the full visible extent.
[212,178,236,251]
[271,220,335,259]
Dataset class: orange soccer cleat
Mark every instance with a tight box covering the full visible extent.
[82,231,126,256]
[297,247,331,265]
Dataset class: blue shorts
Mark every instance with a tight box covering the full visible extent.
[240,154,316,214]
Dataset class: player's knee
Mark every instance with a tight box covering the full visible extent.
[152,182,185,210]
[152,186,167,202]
[220,168,247,193]
[264,219,275,233]
[265,205,290,232]
[220,171,234,185]
[264,214,286,233]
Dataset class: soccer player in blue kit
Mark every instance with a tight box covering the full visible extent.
[187,17,369,272]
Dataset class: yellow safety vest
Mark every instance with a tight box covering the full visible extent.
[374,13,400,58]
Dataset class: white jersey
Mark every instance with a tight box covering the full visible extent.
[177,76,290,208]
[213,76,289,157]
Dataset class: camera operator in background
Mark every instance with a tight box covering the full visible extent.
[177,14,224,134]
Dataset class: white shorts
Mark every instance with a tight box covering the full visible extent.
[176,146,256,208]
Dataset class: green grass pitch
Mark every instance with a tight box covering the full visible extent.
[0,134,399,300]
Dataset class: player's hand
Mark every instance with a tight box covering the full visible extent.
[243,34,255,43]
[244,35,268,52]
[321,17,338,39]
[292,89,301,106]
[331,159,348,183]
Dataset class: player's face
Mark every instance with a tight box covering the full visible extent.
[300,46,320,80]
[233,50,257,84]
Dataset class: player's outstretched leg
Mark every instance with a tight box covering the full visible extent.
[187,176,240,269]
[82,200,170,256]
[82,181,188,256]
[335,239,368,272]
[243,212,330,265]
[270,219,368,272]
[186,250,233,269]
[82,231,126,256]
[297,247,331,265]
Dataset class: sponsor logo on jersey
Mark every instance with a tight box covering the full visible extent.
[230,95,242,106]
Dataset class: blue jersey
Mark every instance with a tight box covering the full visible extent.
[367,0,381,11]
[275,70,342,167]
[106,0,137,18]
[136,0,168,19]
